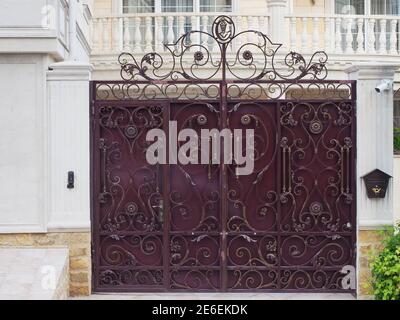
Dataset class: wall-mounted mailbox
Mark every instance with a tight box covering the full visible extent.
[362,169,392,199]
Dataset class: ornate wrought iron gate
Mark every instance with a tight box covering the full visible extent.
[91,16,356,293]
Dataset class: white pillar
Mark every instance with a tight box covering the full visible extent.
[345,64,398,229]
[69,0,78,61]
[267,0,289,43]
[46,61,93,231]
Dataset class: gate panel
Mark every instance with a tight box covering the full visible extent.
[226,101,280,290]
[91,15,357,294]
[92,102,168,291]
[279,100,356,290]
[169,102,222,291]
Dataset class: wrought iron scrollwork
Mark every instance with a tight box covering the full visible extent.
[118,15,328,82]
[92,15,356,293]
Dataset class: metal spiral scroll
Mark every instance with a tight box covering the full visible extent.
[117,15,328,82]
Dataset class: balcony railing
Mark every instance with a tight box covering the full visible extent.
[92,12,400,57]
[285,14,400,55]
[91,13,269,54]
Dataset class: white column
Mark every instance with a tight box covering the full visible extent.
[155,16,164,52]
[335,17,343,54]
[356,18,364,54]
[134,16,142,52]
[123,17,131,51]
[267,0,289,43]
[247,16,255,43]
[289,17,297,51]
[93,19,103,53]
[167,16,175,44]
[312,17,319,51]
[201,16,208,50]
[68,0,78,60]
[259,16,268,40]
[112,17,121,53]
[301,17,308,52]
[102,18,110,52]
[46,62,93,231]
[345,64,398,229]
[389,19,398,55]
[367,18,376,54]
[145,16,153,52]
[190,15,200,50]
[324,17,332,52]
[379,19,387,54]
[344,17,354,54]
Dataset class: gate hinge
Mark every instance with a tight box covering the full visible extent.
[91,243,95,258]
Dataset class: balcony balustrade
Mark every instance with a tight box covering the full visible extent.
[91,13,270,54]
[92,12,400,58]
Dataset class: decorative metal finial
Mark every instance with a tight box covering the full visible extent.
[212,15,235,43]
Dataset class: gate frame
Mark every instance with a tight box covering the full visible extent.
[89,15,357,294]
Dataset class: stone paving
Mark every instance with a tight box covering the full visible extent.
[74,292,355,300]
[0,247,69,300]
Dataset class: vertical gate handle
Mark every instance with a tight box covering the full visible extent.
[208,137,212,180]
[281,137,292,194]
[341,138,352,196]
[152,199,164,225]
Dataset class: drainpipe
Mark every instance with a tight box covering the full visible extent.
[69,0,78,61]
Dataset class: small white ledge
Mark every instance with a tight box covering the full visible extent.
[0,248,69,300]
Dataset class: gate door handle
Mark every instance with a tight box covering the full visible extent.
[281,137,291,194]
[152,199,164,224]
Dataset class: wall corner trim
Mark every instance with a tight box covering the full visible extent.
[47,61,93,81]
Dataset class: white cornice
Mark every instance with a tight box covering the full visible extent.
[47,61,93,81]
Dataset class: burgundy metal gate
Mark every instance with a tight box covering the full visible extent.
[91,16,356,293]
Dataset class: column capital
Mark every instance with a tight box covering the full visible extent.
[47,61,93,81]
[345,63,399,80]
[266,0,289,7]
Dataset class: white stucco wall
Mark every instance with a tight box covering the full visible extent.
[0,54,48,232]
[46,62,92,231]
[0,1,92,233]
[346,64,396,229]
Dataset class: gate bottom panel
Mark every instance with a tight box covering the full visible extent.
[95,234,165,291]
[170,269,221,291]
[279,269,347,291]
[97,268,165,291]
[227,269,279,290]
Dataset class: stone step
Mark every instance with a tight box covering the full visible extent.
[0,247,69,300]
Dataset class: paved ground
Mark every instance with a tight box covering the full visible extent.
[0,247,69,300]
[73,292,355,300]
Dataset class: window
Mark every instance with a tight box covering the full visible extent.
[122,0,233,14]
[334,1,400,52]
[371,0,400,15]
[200,0,232,12]
[123,0,155,13]
[121,0,234,50]
[161,0,194,12]
[335,0,365,15]
[370,0,400,52]
[334,0,400,15]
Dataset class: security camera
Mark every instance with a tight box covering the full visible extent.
[375,80,393,93]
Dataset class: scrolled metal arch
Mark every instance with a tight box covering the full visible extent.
[117,15,329,82]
